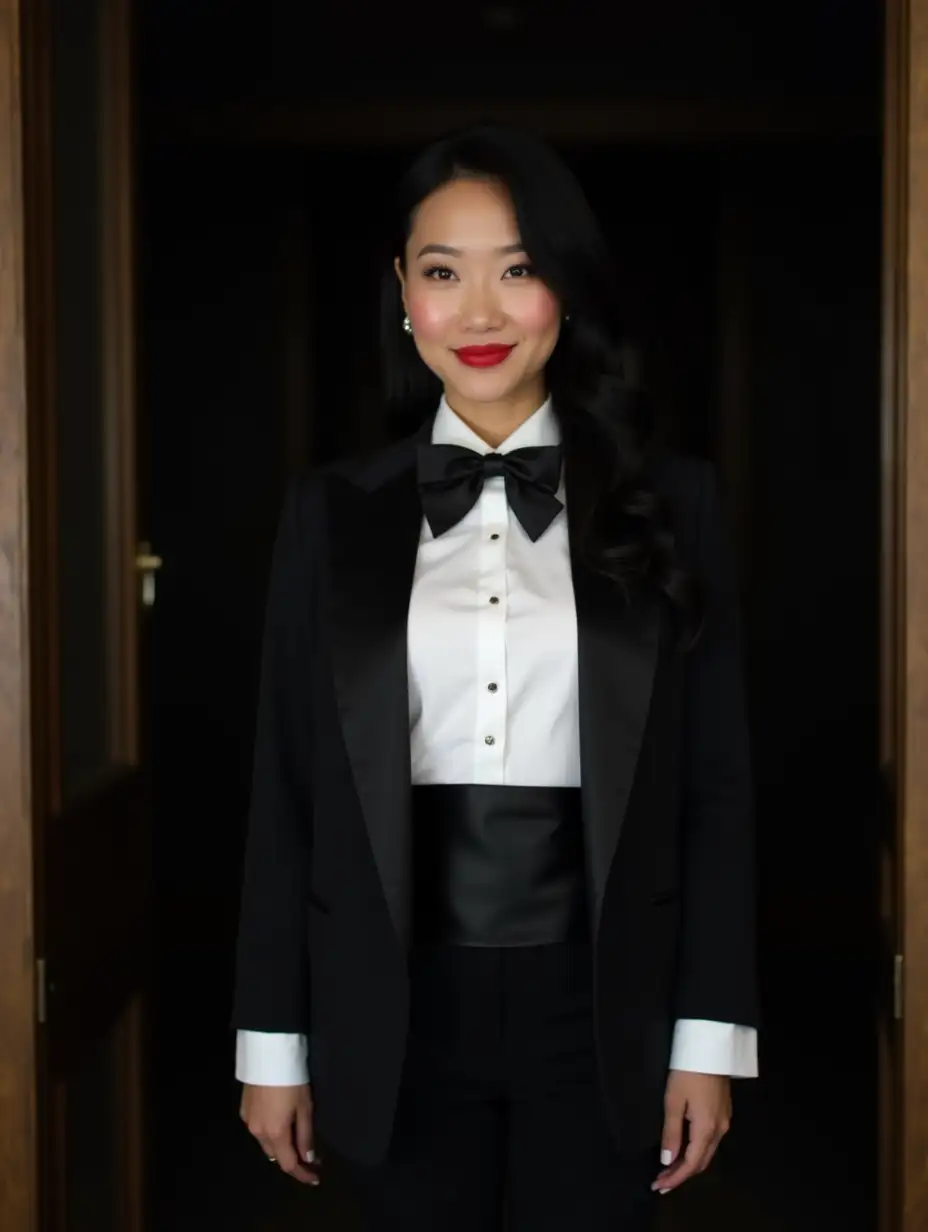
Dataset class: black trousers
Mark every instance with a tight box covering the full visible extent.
[342,942,659,1231]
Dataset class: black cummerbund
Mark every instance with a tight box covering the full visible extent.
[411,784,588,947]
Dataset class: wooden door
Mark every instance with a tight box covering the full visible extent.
[0,0,150,1229]
[881,1,928,1230]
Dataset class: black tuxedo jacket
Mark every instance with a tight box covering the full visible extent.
[232,422,758,1167]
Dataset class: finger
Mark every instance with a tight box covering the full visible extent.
[257,1134,285,1165]
[653,1099,685,1192]
[294,1102,317,1168]
[693,1130,722,1174]
[659,1105,685,1172]
[268,1131,320,1186]
[652,1124,718,1193]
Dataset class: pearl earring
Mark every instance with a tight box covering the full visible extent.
[403,314,413,335]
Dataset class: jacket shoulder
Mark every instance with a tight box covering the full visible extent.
[295,433,422,498]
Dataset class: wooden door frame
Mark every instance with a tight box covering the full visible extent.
[883,1,928,1228]
[1,0,927,1229]
[0,5,39,1232]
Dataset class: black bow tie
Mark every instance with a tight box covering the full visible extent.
[416,443,564,541]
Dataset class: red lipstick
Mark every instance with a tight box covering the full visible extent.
[454,344,515,368]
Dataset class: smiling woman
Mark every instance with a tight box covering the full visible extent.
[232,123,758,1232]
[393,176,562,440]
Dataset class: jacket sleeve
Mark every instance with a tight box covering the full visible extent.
[231,477,317,1034]
[674,463,759,1030]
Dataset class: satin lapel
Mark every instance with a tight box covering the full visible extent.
[569,515,662,939]
[326,449,423,951]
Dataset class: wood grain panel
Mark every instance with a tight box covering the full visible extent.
[903,3,928,1226]
[102,0,140,769]
[0,1,39,1230]
[881,1,906,1228]
[884,1,928,1229]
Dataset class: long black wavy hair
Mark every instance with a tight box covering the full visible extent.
[379,123,699,643]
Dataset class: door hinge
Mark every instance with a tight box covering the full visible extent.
[37,958,48,1025]
[893,953,904,1021]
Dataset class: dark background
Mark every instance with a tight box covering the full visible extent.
[138,2,883,1227]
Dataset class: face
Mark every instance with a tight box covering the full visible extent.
[396,177,561,420]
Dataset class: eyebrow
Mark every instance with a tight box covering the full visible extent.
[415,242,527,259]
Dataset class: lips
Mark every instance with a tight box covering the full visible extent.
[454,344,515,368]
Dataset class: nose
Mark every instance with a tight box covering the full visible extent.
[459,280,506,333]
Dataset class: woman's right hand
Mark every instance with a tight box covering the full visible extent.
[240,1083,320,1185]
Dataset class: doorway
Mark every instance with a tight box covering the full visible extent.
[141,130,881,1232]
[2,0,928,1229]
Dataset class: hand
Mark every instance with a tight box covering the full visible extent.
[652,1071,731,1194]
[240,1083,320,1185]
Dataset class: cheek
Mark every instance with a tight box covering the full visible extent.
[406,293,455,344]
[512,287,561,338]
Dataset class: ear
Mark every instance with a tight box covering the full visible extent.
[394,256,407,311]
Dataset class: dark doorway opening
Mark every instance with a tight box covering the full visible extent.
[139,4,882,1228]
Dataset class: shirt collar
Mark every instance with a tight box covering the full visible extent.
[431,395,561,454]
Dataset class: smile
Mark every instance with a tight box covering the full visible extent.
[453,345,516,368]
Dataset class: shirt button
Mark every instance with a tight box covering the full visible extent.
[489,596,500,605]
[485,735,496,746]
[490,533,500,540]
[487,682,498,693]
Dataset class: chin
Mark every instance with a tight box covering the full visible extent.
[449,372,526,405]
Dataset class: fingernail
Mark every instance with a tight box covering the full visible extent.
[306,1150,315,1163]
[660,1149,674,1166]
[310,1177,320,1187]
[660,1188,671,1195]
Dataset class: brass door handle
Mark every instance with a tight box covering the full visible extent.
[136,541,163,607]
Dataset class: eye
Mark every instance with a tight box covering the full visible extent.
[503,263,534,279]
[422,265,457,281]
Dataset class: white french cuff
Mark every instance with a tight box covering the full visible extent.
[669,1019,758,1078]
[235,1030,309,1086]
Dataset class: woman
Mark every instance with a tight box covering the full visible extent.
[232,124,758,1231]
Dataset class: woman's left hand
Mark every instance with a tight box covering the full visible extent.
[652,1071,732,1194]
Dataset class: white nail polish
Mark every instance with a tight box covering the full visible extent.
[660,1188,671,1195]
[306,1150,315,1163]
[660,1149,673,1166]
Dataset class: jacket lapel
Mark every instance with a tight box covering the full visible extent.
[325,432,427,952]
[569,502,662,940]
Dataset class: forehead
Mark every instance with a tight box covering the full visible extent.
[408,178,519,245]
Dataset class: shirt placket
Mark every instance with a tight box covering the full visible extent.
[474,472,509,784]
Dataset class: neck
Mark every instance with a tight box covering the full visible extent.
[443,384,548,449]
